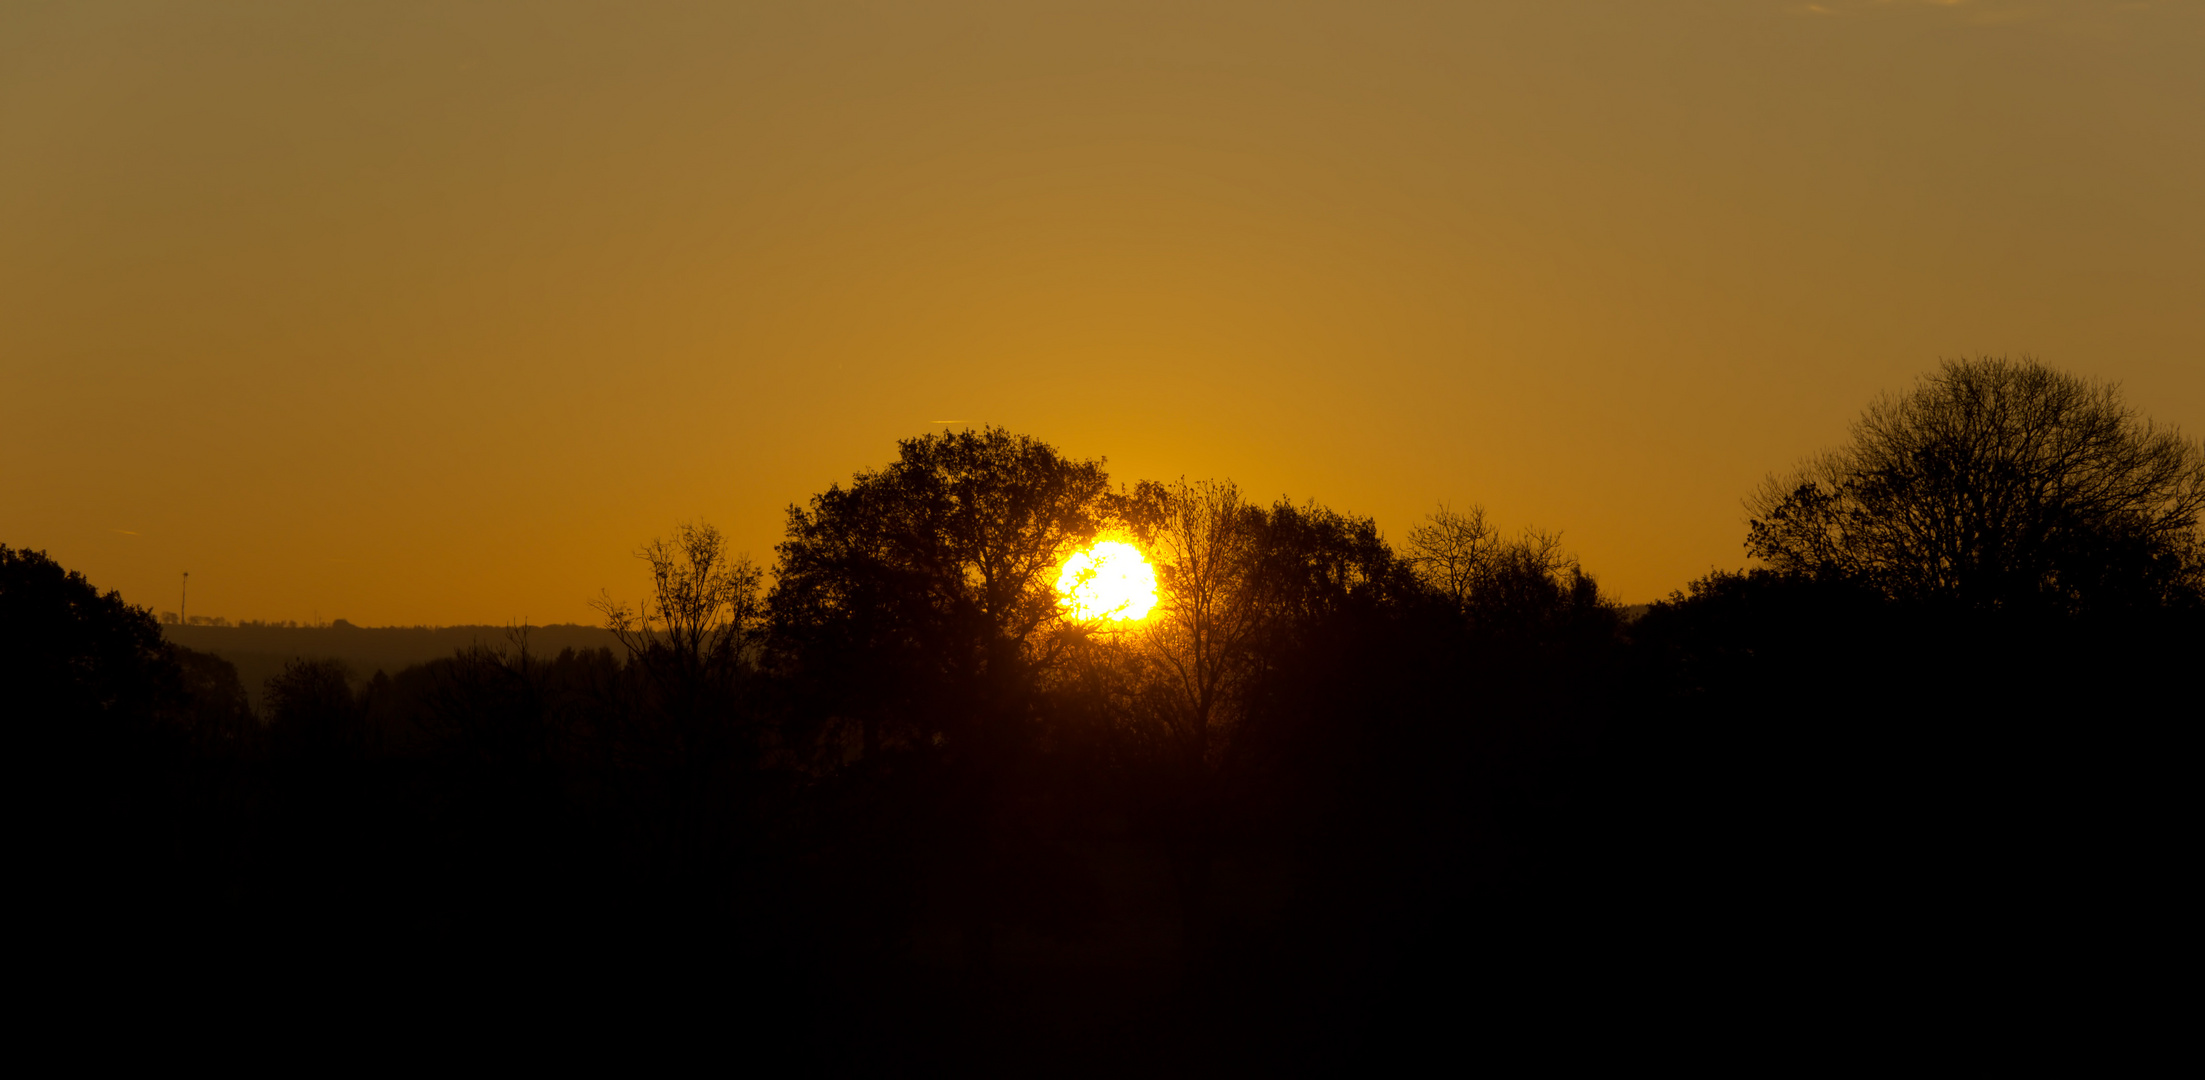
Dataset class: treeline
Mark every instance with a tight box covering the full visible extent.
[161,621,621,714]
[162,615,459,628]
[8,357,2199,1066]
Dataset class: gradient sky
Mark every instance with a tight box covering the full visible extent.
[5,0,2201,625]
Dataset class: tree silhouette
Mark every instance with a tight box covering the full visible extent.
[1405,503,1497,607]
[597,521,765,683]
[1119,479,1266,766]
[1083,482,1419,980]
[588,524,776,945]
[770,426,1114,971]
[2,544,174,727]
[1106,478,1267,974]
[773,427,1112,754]
[4,544,195,933]
[1406,505,1606,638]
[1747,356,2205,613]
[594,523,768,815]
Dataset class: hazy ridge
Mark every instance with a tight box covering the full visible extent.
[161,622,620,713]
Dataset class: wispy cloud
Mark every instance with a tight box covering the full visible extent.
[113,529,140,536]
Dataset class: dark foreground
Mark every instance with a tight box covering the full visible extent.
[18,580,2190,1070]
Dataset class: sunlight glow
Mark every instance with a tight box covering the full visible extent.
[1056,541,1158,622]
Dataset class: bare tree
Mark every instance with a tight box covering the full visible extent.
[1093,479,1405,977]
[1113,479,1396,772]
[1406,503,1497,607]
[1129,478,1266,774]
[591,520,767,779]
[1747,356,2205,612]
[1408,504,1589,625]
[596,521,765,676]
[590,521,771,928]
[1111,478,1266,981]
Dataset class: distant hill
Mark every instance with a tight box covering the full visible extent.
[162,622,621,714]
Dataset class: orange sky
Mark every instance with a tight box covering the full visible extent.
[4,0,2201,625]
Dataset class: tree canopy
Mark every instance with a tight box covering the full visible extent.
[1746,356,2205,613]
[1,544,174,726]
[770,425,1114,756]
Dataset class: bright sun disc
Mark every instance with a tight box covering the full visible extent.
[1056,541,1158,622]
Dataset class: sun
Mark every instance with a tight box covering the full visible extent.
[1056,540,1158,622]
